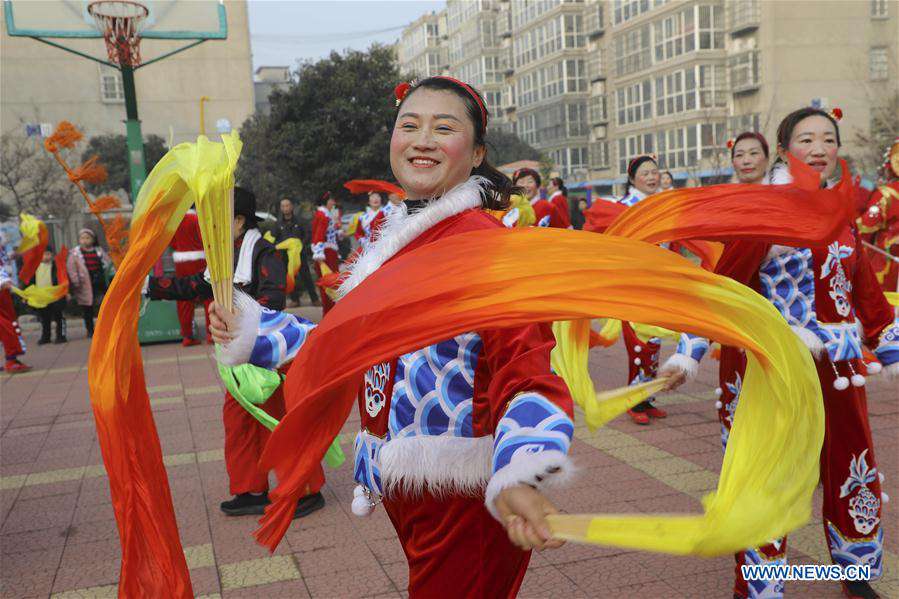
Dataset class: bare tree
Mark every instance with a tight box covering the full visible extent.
[0,124,80,228]
[851,92,899,179]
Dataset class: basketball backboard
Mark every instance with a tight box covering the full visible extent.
[4,0,226,42]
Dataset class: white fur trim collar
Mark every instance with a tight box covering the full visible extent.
[337,176,488,298]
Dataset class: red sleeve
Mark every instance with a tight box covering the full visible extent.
[851,229,895,344]
[713,240,769,289]
[474,323,574,435]
[551,196,570,228]
[370,211,385,241]
[311,211,326,245]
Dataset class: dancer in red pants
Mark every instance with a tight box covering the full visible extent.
[170,208,211,345]
[0,228,30,373]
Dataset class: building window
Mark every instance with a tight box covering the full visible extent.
[566,102,589,137]
[728,113,760,136]
[697,5,724,50]
[871,0,888,18]
[613,0,669,25]
[616,80,652,126]
[564,58,587,93]
[729,50,759,92]
[654,68,696,116]
[870,47,888,80]
[700,121,727,158]
[653,6,695,63]
[99,68,125,103]
[614,24,651,76]
[591,141,609,169]
[617,133,655,174]
[698,63,727,108]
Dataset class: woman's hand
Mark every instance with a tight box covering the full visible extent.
[494,485,565,551]
[658,365,687,391]
[209,301,238,345]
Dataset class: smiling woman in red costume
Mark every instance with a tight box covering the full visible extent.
[210,76,575,598]
[663,108,898,599]
[513,168,567,228]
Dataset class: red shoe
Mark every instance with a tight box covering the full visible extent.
[3,359,32,374]
[645,406,667,419]
[182,338,201,347]
[627,409,650,425]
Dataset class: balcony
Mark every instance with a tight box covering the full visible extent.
[585,3,604,39]
[729,50,760,94]
[497,11,512,39]
[730,0,760,36]
[589,95,608,125]
[587,52,605,82]
[590,141,610,170]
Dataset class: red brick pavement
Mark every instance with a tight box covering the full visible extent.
[1,309,896,598]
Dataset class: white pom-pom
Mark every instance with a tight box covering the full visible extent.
[833,376,850,391]
[851,373,866,387]
[351,495,372,517]
[634,345,642,353]
[715,401,723,410]
[353,485,366,498]
[879,472,885,482]
[634,358,642,366]
[882,492,890,504]
[866,361,882,375]
[714,387,723,397]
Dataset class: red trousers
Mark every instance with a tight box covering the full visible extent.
[174,259,211,340]
[719,350,883,597]
[222,379,325,496]
[314,248,340,315]
[0,289,24,359]
[621,321,661,410]
[383,491,530,598]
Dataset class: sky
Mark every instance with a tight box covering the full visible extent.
[247,0,445,71]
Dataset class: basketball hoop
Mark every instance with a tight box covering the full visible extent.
[87,0,149,67]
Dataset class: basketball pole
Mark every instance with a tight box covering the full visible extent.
[120,64,147,204]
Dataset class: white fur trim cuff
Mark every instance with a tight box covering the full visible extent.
[881,361,899,381]
[662,353,700,381]
[485,449,574,521]
[216,289,262,366]
[380,435,494,499]
[791,326,825,358]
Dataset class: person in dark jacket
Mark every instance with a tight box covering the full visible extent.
[34,245,67,344]
[272,198,320,307]
[147,186,325,519]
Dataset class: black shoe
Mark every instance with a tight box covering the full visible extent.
[54,336,67,344]
[293,492,325,519]
[842,581,880,599]
[38,337,51,345]
[220,492,269,516]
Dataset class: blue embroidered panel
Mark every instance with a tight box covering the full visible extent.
[389,333,482,439]
[492,392,574,473]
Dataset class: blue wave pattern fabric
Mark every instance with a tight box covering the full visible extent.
[759,248,863,362]
[249,308,316,369]
[492,393,574,474]
[390,333,481,438]
[354,431,384,494]
[676,334,710,362]
[873,324,899,367]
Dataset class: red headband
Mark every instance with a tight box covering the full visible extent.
[394,77,489,134]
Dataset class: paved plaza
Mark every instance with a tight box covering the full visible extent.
[1,308,897,598]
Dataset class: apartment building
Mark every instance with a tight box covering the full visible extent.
[398,0,899,189]
[396,11,448,79]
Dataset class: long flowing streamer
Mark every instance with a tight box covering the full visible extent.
[16,213,49,284]
[87,134,240,597]
[275,238,303,295]
[254,226,824,559]
[12,247,69,309]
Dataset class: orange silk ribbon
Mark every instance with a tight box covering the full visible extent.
[87,155,193,598]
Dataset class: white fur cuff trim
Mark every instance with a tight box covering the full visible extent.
[216,289,262,366]
[380,435,494,499]
[881,361,899,381]
[662,353,700,381]
[485,450,574,521]
[791,326,825,358]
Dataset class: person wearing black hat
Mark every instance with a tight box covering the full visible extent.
[146,186,326,519]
